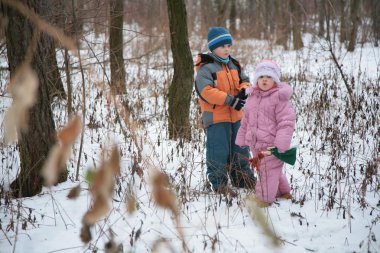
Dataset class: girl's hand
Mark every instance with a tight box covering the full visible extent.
[261,150,272,156]
[261,146,275,156]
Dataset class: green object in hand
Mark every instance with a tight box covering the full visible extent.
[270,147,297,165]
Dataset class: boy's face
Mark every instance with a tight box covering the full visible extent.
[257,76,275,91]
[213,44,232,59]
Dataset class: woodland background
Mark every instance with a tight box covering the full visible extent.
[0,0,379,252]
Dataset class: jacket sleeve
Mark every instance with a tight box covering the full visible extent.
[239,69,250,90]
[196,67,229,105]
[236,109,249,147]
[273,100,296,152]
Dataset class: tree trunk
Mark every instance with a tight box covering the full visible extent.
[318,0,325,37]
[347,0,360,52]
[256,0,265,39]
[370,0,380,46]
[216,0,229,27]
[3,0,66,197]
[38,0,66,100]
[64,48,73,117]
[166,0,194,140]
[109,0,126,94]
[263,0,274,40]
[339,0,347,43]
[289,0,304,49]
[274,0,289,49]
[229,0,237,35]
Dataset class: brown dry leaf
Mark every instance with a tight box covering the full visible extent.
[4,107,18,143]
[40,116,81,186]
[90,164,114,198]
[151,238,175,253]
[131,156,144,179]
[10,67,38,107]
[81,146,120,228]
[125,192,136,215]
[41,143,72,186]
[80,224,92,243]
[57,116,82,146]
[82,196,110,226]
[67,184,81,199]
[90,146,120,198]
[151,170,178,215]
[109,147,120,176]
[246,195,281,247]
[40,145,63,186]
[4,66,38,143]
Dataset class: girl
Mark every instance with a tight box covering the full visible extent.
[236,60,296,206]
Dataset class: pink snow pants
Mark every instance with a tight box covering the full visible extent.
[255,155,291,204]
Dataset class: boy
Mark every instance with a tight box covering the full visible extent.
[195,27,256,197]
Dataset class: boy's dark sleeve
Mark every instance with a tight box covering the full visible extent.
[239,69,251,90]
[240,70,250,83]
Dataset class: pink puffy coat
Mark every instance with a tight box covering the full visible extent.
[236,83,296,204]
[236,83,296,153]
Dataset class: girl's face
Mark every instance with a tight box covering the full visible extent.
[257,75,275,91]
[213,44,232,59]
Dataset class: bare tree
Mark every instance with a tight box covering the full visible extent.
[109,0,126,94]
[274,0,290,49]
[229,0,237,35]
[318,0,326,37]
[2,0,67,197]
[166,0,194,140]
[290,0,304,49]
[339,0,348,43]
[215,0,230,27]
[369,0,380,46]
[347,0,361,51]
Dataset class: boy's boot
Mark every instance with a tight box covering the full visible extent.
[217,185,238,198]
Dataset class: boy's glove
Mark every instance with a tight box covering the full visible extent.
[237,88,248,100]
[229,96,245,111]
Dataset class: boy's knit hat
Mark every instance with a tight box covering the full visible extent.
[252,59,281,85]
[207,27,233,52]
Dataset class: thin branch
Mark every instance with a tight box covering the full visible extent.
[328,43,355,109]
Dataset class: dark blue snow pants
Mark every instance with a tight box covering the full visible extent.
[206,121,256,191]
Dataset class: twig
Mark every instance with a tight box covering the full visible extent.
[328,43,355,109]
[1,226,12,245]
[46,246,83,253]
[72,0,87,181]
[50,193,75,229]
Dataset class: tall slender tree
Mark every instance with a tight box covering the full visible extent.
[290,0,304,49]
[229,0,237,35]
[2,0,67,197]
[275,0,289,49]
[339,0,348,43]
[318,0,326,37]
[347,0,360,51]
[370,0,380,46]
[109,0,126,94]
[166,0,194,140]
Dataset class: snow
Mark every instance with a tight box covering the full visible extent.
[1,27,379,253]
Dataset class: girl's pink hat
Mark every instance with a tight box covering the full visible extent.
[252,59,281,85]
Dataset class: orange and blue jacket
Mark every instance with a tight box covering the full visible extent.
[195,53,250,128]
